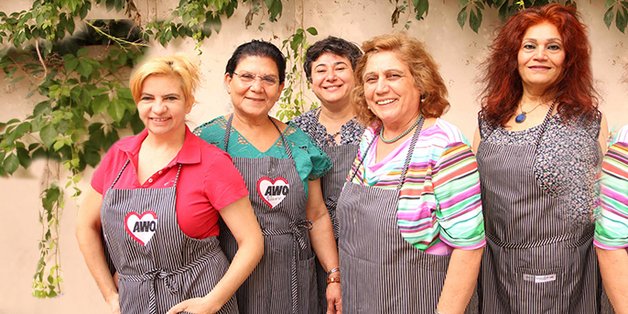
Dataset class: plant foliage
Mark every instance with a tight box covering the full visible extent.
[0,0,623,299]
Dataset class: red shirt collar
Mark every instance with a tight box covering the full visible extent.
[117,126,201,169]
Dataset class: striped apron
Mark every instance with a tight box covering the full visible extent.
[337,118,478,313]
[101,160,238,314]
[315,144,359,312]
[476,109,604,313]
[219,116,318,314]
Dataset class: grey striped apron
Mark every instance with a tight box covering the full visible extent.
[219,115,318,314]
[476,107,604,313]
[101,160,238,314]
[316,144,359,312]
[337,117,478,313]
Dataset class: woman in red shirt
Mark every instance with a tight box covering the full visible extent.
[76,55,263,314]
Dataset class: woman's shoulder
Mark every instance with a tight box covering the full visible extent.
[613,125,628,145]
[290,108,318,128]
[193,116,228,141]
[424,118,469,145]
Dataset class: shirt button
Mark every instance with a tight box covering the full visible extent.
[148,178,154,183]
[158,170,163,174]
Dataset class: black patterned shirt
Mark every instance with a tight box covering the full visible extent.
[290,108,364,148]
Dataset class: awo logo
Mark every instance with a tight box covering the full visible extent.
[124,211,158,246]
[257,176,290,208]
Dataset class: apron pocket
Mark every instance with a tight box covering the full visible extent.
[298,255,318,313]
[515,267,565,313]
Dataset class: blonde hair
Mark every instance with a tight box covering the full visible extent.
[352,33,449,126]
[129,55,200,107]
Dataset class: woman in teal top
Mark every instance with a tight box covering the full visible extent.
[198,116,331,194]
[195,40,342,314]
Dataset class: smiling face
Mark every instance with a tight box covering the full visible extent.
[137,74,191,138]
[517,22,565,94]
[225,55,284,119]
[310,52,355,108]
[362,51,421,127]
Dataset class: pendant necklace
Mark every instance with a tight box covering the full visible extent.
[515,102,545,123]
[380,115,423,144]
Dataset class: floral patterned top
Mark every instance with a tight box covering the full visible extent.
[479,112,602,226]
[291,108,364,148]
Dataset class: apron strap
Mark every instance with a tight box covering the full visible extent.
[109,160,183,190]
[348,115,425,192]
[224,114,295,160]
[262,220,313,314]
[118,244,221,314]
[533,100,557,148]
[110,159,130,189]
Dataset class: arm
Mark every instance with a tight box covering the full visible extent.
[598,113,609,154]
[167,197,263,314]
[306,179,342,314]
[472,128,481,153]
[76,187,120,314]
[436,248,483,314]
[596,248,628,314]
[432,138,485,314]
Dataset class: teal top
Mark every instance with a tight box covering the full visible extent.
[194,116,332,196]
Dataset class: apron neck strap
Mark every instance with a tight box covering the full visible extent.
[224,114,294,160]
[110,160,183,189]
[533,100,557,148]
[349,115,425,191]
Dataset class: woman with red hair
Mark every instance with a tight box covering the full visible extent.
[473,4,609,313]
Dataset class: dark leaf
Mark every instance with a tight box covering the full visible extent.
[3,153,19,174]
[306,27,318,36]
[457,7,468,28]
[40,124,57,148]
[604,6,614,28]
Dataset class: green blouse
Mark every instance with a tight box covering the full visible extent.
[193,116,332,196]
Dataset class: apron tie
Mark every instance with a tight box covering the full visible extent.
[118,247,220,314]
[262,219,313,314]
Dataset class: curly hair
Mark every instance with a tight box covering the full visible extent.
[352,32,449,126]
[480,3,598,127]
[303,36,362,82]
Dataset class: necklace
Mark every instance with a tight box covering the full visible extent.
[515,102,546,123]
[379,115,423,144]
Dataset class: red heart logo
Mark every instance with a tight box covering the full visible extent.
[257,176,290,208]
[124,211,158,246]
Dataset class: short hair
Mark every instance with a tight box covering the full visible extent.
[352,33,449,126]
[225,40,286,84]
[129,55,200,107]
[303,36,362,81]
[480,3,598,127]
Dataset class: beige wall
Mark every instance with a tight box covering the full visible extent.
[1,1,626,313]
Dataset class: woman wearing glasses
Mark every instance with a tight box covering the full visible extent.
[195,40,342,314]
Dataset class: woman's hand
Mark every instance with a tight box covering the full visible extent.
[166,296,220,314]
[326,281,342,313]
[105,293,120,314]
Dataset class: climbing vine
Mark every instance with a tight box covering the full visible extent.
[0,0,624,299]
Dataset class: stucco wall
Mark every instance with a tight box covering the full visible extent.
[0,1,626,313]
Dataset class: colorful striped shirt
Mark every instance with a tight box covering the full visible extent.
[594,125,628,250]
[349,118,486,255]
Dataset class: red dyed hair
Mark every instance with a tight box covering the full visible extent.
[480,3,598,127]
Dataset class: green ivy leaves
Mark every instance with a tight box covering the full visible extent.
[277,27,319,122]
[605,0,628,33]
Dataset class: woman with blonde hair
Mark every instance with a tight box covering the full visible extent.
[77,55,264,314]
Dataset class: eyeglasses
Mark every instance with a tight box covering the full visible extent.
[232,72,279,86]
